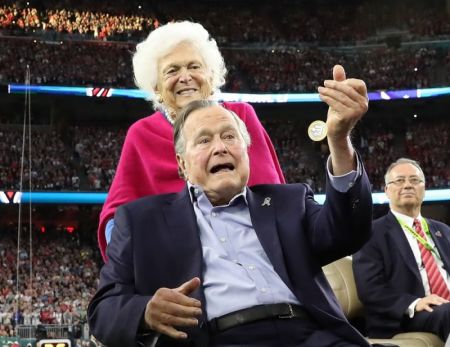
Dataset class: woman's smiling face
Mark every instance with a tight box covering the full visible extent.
[156,42,213,116]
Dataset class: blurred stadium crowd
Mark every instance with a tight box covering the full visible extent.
[0,0,449,91]
[0,118,448,193]
[0,0,448,192]
[0,224,100,338]
[0,0,448,43]
[0,0,449,342]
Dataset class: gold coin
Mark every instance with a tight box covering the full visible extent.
[308,120,327,141]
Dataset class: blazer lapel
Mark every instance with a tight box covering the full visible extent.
[386,212,422,283]
[162,187,204,302]
[427,219,450,273]
[246,188,293,291]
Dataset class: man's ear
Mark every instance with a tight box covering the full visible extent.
[384,184,391,200]
[176,154,187,180]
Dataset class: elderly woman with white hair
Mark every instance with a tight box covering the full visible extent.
[97,20,285,261]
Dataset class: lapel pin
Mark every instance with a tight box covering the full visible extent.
[435,231,442,237]
[262,197,271,207]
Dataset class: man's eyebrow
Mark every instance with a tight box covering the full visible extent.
[393,175,420,178]
[193,129,211,139]
[193,125,236,139]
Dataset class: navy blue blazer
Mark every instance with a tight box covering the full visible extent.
[88,173,373,347]
[353,211,450,338]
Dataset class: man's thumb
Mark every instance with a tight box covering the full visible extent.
[176,277,201,295]
[333,65,346,82]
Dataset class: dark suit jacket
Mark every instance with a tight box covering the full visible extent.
[353,211,450,338]
[88,174,373,347]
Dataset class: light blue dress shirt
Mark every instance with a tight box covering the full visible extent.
[190,185,299,319]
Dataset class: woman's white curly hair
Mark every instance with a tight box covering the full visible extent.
[132,21,227,111]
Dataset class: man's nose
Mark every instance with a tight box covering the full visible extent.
[212,139,228,155]
[403,180,414,189]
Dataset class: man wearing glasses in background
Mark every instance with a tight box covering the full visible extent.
[353,158,450,344]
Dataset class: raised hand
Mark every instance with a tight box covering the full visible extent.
[317,65,369,175]
[318,65,368,141]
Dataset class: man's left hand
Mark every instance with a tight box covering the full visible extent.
[318,65,368,141]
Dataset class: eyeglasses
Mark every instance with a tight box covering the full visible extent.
[386,177,424,186]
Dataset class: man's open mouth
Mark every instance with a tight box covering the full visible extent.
[210,163,235,173]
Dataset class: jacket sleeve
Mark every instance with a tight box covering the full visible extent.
[304,154,373,265]
[89,205,153,347]
[97,125,148,262]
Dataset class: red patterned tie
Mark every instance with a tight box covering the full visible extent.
[413,218,450,299]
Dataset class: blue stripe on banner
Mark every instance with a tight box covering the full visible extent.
[2,189,449,205]
[8,84,450,102]
[19,192,108,204]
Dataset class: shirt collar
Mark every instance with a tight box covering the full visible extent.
[391,209,422,228]
[187,181,248,206]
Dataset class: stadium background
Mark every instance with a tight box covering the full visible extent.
[0,0,449,346]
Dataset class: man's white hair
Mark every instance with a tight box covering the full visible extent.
[132,21,227,110]
[384,157,426,185]
[174,100,251,156]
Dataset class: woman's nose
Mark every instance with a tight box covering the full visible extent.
[178,68,192,83]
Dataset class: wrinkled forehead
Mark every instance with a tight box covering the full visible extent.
[159,41,206,69]
[184,106,237,135]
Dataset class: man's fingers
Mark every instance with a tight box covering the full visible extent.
[333,64,346,82]
[417,295,448,312]
[424,305,434,312]
[322,80,367,104]
[418,301,434,312]
[154,288,201,309]
[318,94,352,119]
[431,297,446,306]
[162,301,202,318]
[155,323,188,340]
[318,88,367,120]
[330,65,367,100]
[146,281,204,340]
[176,277,201,296]
[318,86,359,110]
[157,311,199,327]
[146,298,201,334]
[344,78,368,96]
[319,81,368,117]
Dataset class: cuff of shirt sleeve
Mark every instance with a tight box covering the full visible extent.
[105,218,115,244]
[326,155,361,193]
[407,298,421,318]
